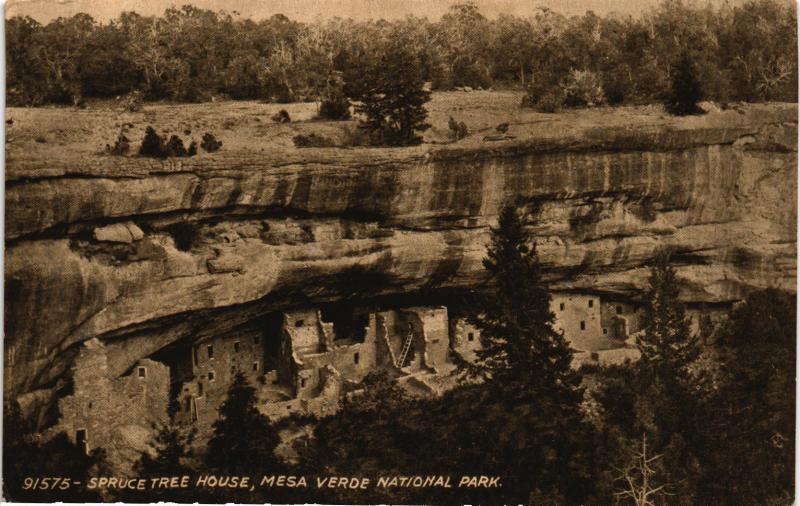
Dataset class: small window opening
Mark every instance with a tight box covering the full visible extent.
[198,381,203,397]
[88,402,93,409]
[137,366,146,378]
[468,332,474,342]
[300,377,306,388]
[588,299,594,308]
[603,328,608,335]
[559,302,565,311]
[295,319,304,327]
[617,305,623,315]
[253,335,259,345]
[208,371,215,381]
[252,361,259,372]
[234,341,240,353]
[207,345,214,359]
[580,321,586,330]
[354,352,360,364]
[590,352,599,361]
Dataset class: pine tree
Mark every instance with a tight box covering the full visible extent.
[355,40,431,146]
[636,251,699,380]
[664,52,704,116]
[204,372,282,474]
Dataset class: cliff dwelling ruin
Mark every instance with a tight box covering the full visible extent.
[35,291,672,464]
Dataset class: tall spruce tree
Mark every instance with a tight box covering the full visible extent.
[472,203,578,392]
[204,372,282,474]
[636,251,699,381]
[469,203,593,502]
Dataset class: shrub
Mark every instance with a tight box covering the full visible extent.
[105,131,130,155]
[523,70,567,111]
[271,109,291,123]
[535,89,565,113]
[318,93,351,121]
[563,69,606,108]
[120,90,143,112]
[200,132,223,152]
[139,126,166,158]
[448,117,469,140]
[664,53,704,116]
[292,132,336,148]
[139,126,197,158]
[165,135,187,157]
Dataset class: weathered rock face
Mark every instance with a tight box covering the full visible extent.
[5,104,796,422]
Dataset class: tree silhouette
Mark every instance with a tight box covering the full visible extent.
[468,202,593,502]
[664,52,704,115]
[204,372,282,474]
[354,39,431,146]
[636,251,699,380]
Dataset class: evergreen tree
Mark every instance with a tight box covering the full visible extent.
[123,424,196,502]
[204,372,282,474]
[664,52,704,116]
[472,203,578,391]
[354,39,431,146]
[695,289,795,504]
[139,126,166,158]
[636,251,699,380]
[469,203,594,502]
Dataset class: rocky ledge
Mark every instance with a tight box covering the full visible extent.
[5,103,796,424]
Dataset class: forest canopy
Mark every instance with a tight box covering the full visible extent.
[6,0,797,107]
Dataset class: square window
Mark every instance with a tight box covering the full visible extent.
[295,319,304,327]
[467,332,474,342]
[588,300,593,308]
[208,371,215,381]
[137,366,146,378]
[207,345,214,359]
[234,341,240,352]
[603,328,608,335]
[580,321,586,330]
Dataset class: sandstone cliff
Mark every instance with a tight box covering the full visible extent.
[5,101,796,424]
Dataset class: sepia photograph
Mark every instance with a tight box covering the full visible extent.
[2,0,797,503]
